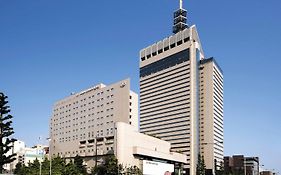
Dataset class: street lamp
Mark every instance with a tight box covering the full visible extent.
[47,138,52,175]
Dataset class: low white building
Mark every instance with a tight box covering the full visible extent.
[115,122,187,174]
[3,140,47,172]
[21,145,47,166]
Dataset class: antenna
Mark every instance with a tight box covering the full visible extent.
[180,0,183,9]
[173,0,188,33]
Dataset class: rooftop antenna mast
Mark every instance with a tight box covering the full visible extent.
[173,0,188,33]
[180,0,183,9]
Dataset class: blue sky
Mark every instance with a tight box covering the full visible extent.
[1,0,280,172]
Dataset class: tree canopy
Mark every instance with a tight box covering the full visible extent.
[14,155,142,175]
[0,92,16,173]
[196,154,206,175]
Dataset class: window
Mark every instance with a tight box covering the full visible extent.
[140,49,189,77]
[177,40,183,45]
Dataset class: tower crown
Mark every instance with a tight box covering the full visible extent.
[173,0,188,34]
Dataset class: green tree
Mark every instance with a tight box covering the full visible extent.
[52,156,65,175]
[91,155,142,175]
[215,161,224,175]
[91,165,106,175]
[63,160,80,175]
[125,165,142,175]
[41,157,50,175]
[14,162,24,175]
[0,92,16,173]
[74,155,87,174]
[30,158,40,174]
[14,163,30,175]
[104,155,118,174]
[196,154,206,175]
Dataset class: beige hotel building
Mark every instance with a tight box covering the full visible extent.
[49,79,138,167]
[139,1,224,175]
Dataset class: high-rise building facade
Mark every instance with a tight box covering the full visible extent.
[139,1,223,175]
[49,79,138,167]
[199,58,224,174]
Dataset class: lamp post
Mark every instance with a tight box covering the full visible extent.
[38,136,43,175]
[47,138,52,175]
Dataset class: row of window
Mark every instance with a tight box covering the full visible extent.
[53,113,115,127]
[140,49,190,77]
[53,120,115,134]
[141,111,190,124]
[57,146,114,156]
[140,66,190,90]
[57,129,114,142]
[140,61,189,84]
[54,88,116,111]
[53,97,115,116]
[140,34,190,61]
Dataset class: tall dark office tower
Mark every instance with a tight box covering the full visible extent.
[139,1,224,175]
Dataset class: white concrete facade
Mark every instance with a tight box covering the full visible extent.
[115,122,187,172]
[23,145,46,166]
